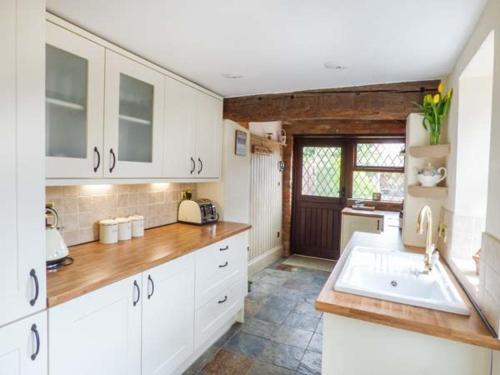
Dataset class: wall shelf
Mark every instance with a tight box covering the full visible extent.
[409,144,450,158]
[408,185,448,199]
[118,114,152,125]
[250,134,286,149]
[46,97,85,110]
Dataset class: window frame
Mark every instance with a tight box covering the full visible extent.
[348,137,405,204]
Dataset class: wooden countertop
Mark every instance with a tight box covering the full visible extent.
[315,231,500,350]
[342,207,386,219]
[47,221,251,307]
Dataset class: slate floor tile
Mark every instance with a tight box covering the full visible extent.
[255,304,292,324]
[224,332,268,359]
[201,349,253,375]
[241,318,278,340]
[315,317,323,333]
[307,333,322,353]
[183,345,219,375]
[244,298,262,319]
[213,322,242,347]
[258,340,305,370]
[297,350,322,375]
[284,312,321,332]
[294,301,322,318]
[248,360,295,375]
[272,325,313,349]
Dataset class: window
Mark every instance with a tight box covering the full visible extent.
[352,142,405,202]
[301,146,342,197]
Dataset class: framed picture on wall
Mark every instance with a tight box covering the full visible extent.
[235,130,247,156]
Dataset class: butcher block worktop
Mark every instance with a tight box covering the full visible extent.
[315,231,500,350]
[47,221,251,307]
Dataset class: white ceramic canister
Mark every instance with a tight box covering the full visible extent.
[99,219,118,244]
[129,215,145,238]
[116,217,132,241]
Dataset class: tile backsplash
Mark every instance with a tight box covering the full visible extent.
[46,183,197,247]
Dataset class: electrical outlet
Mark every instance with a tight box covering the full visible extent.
[438,223,447,243]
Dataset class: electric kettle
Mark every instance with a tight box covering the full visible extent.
[45,207,69,266]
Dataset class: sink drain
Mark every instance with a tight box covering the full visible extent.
[390,280,398,287]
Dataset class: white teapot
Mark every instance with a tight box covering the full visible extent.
[416,163,447,187]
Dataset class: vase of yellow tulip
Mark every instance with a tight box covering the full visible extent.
[418,83,453,145]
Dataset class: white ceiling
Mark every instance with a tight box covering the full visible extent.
[47,0,487,97]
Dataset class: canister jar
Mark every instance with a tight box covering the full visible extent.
[99,219,118,244]
[116,217,132,241]
[129,215,145,238]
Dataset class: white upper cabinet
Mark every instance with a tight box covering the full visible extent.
[195,91,223,178]
[163,77,222,179]
[0,0,45,327]
[104,50,165,178]
[45,22,105,178]
[163,77,197,178]
[142,254,195,375]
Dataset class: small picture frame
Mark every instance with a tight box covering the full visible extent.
[235,130,247,156]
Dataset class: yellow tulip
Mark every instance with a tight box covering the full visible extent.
[433,94,440,104]
[424,94,433,103]
[438,82,444,94]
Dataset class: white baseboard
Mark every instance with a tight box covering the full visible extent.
[248,245,283,275]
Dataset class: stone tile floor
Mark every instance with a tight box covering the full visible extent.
[184,260,329,375]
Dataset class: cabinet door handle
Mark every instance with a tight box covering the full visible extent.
[93,146,101,173]
[218,296,228,304]
[218,261,229,268]
[197,158,203,174]
[219,245,229,252]
[376,219,380,231]
[133,280,140,306]
[190,157,196,174]
[109,148,116,173]
[147,275,155,299]
[30,324,40,361]
[29,269,39,307]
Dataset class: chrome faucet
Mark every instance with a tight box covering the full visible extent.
[416,205,437,273]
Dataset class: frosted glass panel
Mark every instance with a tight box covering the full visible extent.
[118,74,153,163]
[46,45,88,158]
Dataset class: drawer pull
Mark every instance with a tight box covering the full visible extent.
[218,261,229,268]
[29,269,39,306]
[219,245,229,251]
[218,296,228,304]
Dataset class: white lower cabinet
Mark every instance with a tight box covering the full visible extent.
[49,275,142,375]
[0,311,47,375]
[142,254,195,375]
[340,213,384,252]
[48,233,248,375]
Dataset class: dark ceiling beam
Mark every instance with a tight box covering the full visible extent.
[223,80,439,123]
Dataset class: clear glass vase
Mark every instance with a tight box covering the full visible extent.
[430,130,441,145]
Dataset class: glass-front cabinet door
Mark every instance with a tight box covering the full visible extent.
[45,22,105,178]
[104,50,164,177]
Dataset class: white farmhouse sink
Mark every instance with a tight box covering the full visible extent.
[334,246,470,315]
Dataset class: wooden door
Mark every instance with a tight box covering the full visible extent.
[142,254,195,375]
[49,275,142,375]
[194,91,223,178]
[0,311,47,375]
[163,77,197,178]
[45,22,105,178]
[292,138,348,260]
[0,0,46,327]
[104,50,164,178]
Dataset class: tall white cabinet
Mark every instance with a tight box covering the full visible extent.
[0,0,47,373]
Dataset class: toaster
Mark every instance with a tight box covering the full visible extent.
[178,199,219,225]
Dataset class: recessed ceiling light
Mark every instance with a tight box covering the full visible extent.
[324,62,348,70]
[221,73,243,79]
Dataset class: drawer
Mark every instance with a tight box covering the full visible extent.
[195,278,244,349]
[195,234,245,307]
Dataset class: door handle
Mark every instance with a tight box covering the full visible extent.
[219,245,229,252]
[30,324,40,361]
[109,148,116,173]
[29,269,39,306]
[133,280,140,306]
[218,261,229,268]
[197,158,203,174]
[93,146,101,173]
[147,275,155,299]
[190,157,196,174]
[340,186,346,199]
